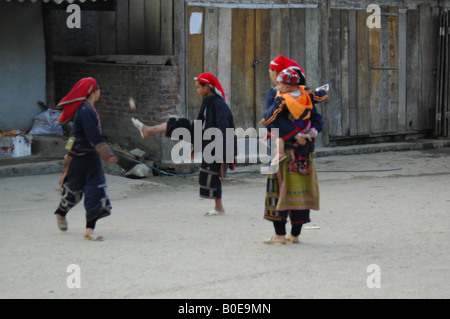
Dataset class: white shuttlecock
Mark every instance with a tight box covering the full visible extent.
[129,97,136,110]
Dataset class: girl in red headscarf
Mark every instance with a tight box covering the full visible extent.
[132,73,236,216]
[53,77,118,241]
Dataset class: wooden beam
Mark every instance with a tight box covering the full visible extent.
[289,8,306,68]
[144,0,160,55]
[255,9,271,120]
[85,55,176,65]
[406,9,420,131]
[217,8,232,105]
[356,9,370,135]
[187,6,204,118]
[340,9,350,137]
[329,8,342,137]
[129,0,146,54]
[319,0,331,145]
[204,7,219,75]
[174,0,187,116]
[368,8,382,134]
[348,9,358,136]
[97,11,116,55]
[269,9,282,60]
[387,7,399,133]
[161,0,173,55]
[115,0,130,54]
[420,4,434,130]
[398,8,407,132]
[434,9,445,136]
[445,12,450,136]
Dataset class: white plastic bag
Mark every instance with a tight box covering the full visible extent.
[29,109,63,135]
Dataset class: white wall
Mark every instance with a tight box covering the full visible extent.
[0,1,46,130]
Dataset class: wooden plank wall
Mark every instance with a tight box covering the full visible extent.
[186,4,441,142]
[446,9,450,136]
[329,5,439,140]
[114,0,173,55]
[231,9,256,130]
[435,9,449,137]
[187,6,321,132]
[331,8,400,137]
[57,2,447,143]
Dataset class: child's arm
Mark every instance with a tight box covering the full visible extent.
[305,86,328,104]
[261,96,286,126]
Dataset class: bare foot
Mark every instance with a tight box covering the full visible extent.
[262,235,286,245]
[286,234,299,244]
[84,228,103,241]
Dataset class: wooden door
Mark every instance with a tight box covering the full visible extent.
[328,6,439,140]
[187,7,260,130]
[328,8,400,137]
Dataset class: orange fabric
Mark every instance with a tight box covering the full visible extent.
[266,86,313,125]
[281,86,313,120]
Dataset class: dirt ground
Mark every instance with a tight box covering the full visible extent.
[0,148,449,299]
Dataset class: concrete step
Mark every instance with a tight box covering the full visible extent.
[0,135,66,177]
[30,135,68,157]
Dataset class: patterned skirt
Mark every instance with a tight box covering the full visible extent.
[264,152,320,222]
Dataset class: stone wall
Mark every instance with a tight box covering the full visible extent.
[54,60,182,161]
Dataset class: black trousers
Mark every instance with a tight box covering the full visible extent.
[55,153,111,230]
[273,209,310,236]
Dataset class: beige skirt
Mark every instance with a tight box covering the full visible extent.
[264,153,319,222]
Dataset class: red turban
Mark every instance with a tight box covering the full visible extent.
[270,56,306,81]
[56,77,98,123]
[194,72,227,102]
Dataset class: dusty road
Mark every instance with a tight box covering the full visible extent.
[0,148,449,299]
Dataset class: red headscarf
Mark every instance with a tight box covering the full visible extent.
[56,77,98,123]
[270,55,306,81]
[194,73,226,102]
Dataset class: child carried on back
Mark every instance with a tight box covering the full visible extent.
[259,68,327,165]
